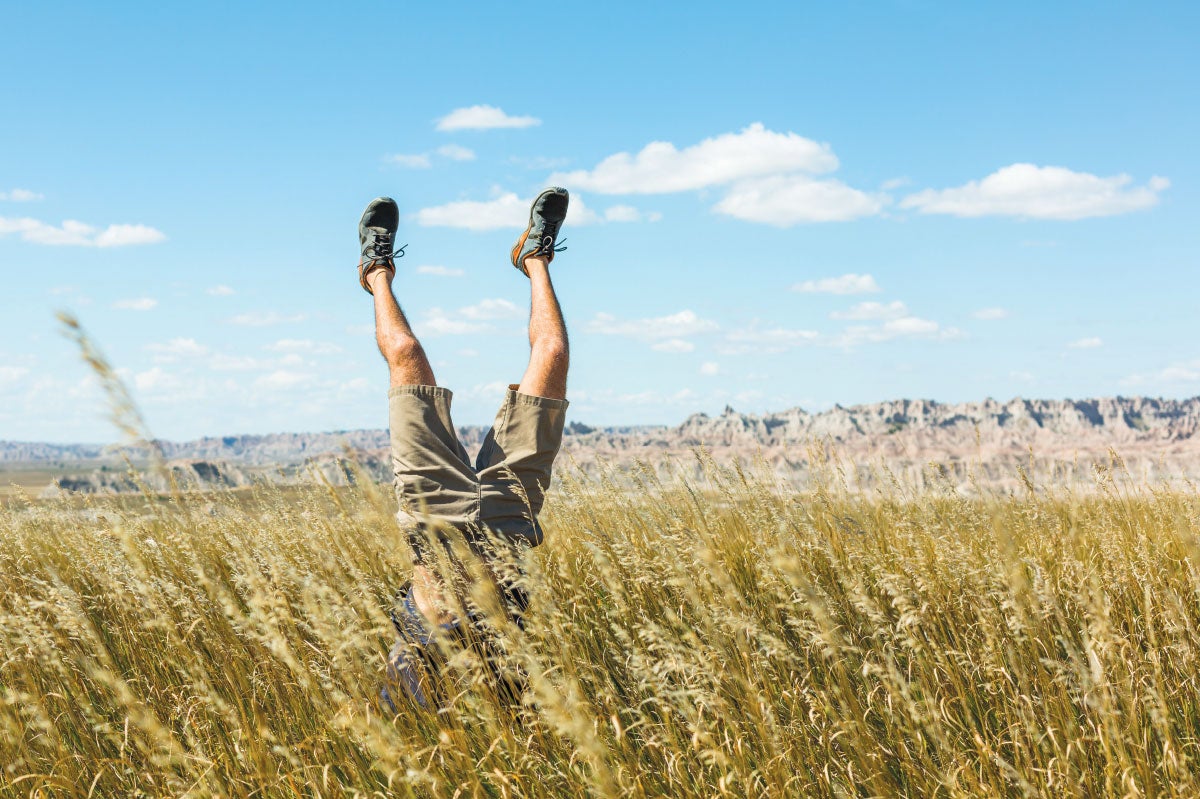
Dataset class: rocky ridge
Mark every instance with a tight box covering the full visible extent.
[13,396,1200,495]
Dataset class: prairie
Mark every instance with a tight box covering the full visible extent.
[4,453,1200,798]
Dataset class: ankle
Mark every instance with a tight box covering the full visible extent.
[367,266,394,293]
[523,255,550,275]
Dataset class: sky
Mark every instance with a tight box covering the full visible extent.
[1,1,1198,443]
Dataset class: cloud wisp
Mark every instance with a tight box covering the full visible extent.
[0,188,42,202]
[792,274,881,295]
[415,191,648,231]
[0,217,165,247]
[435,105,540,131]
[901,164,1169,220]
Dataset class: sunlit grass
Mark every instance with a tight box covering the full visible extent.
[4,455,1200,798]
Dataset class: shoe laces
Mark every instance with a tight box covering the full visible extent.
[364,229,407,266]
[533,221,567,257]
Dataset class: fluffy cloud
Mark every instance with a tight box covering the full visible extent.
[460,298,522,320]
[415,191,645,230]
[414,192,527,230]
[835,317,961,347]
[416,264,465,277]
[900,164,1169,220]
[206,285,236,296]
[1067,336,1103,349]
[715,175,886,225]
[0,366,30,385]
[792,273,881,295]
[0,188,42,202]
[586,310,719,340]
[254,370,315,391]
[435,105,540,131]
[0,217,165,247]
[387,145,477,169]
[550,123,837,194]
[972,307,1010,320]
[145,337,208,362]
[829,301,908,320]
[652,338,695,353]
[415,309,487,337]
[112,297,158,311]
[700,362,720,376]
[722,325,819,354]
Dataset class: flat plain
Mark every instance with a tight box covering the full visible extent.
[4,454,1200,798]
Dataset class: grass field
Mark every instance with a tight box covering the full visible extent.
[4,453,1200,798]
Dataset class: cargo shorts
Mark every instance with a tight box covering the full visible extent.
[388,383,568,562]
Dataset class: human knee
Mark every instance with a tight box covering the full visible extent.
[380,333,426,368]
[531,335,569,364]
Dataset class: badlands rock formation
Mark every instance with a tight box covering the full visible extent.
[16,396,1200,495]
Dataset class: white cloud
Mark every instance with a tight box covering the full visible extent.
[900,164,1169,220]
[586,310,719,340]
[603,204,658,223]
[206,284,236,296]
[880,177,910,191]
[415,190,628,230]
[0,366,30,385]
[972,307,1010,320]
[460,298,522,320]
[94,224,167,247]
[415,308,487,337]
[792,273,881,295]
[254,370,315,391]
[208,353,271,371]
[652,338,695,353]
[134,367,182,393]
[415,191,527,230]
[387,153,432,169]
[835,317,962,347]
[0,217,166,247]
[830,301,908,321]
[265,339,343,355]
[112,297,158,311]
[722,325,819,354]
[1124,360,1200,387]
[436,144,476,161]
[1067,336,1103,349]
[551,123,837,194]
[435,105,540,131]
[0,188,42,202]
[700,362,720,376]
[227,311,307,327]
[145,337,208,362]
[715,175,886,225]
[416,264,465,277]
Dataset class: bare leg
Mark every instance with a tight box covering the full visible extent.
[368,269,454,622]
[517,256,569,399]
[369,270,436,387]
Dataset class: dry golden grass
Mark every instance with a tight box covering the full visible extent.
[4,454,1200,798]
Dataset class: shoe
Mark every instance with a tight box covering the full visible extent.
[359,197,404,294]
[510,187,569,275]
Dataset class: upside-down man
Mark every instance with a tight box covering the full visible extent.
[357,189,571,710]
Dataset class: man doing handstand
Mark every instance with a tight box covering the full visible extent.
[358,189,571,710]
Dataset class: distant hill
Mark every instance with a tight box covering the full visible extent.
[11,396,1200,495]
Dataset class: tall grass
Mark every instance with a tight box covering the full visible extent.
[4,455,1200,798]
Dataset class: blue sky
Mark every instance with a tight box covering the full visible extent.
[1,1,1197,442]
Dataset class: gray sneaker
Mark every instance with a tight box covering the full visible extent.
[510,187,568,275]
[358,197,404,294]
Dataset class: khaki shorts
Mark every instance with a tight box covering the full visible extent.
[388,384,568,561]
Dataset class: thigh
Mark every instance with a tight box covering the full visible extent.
[476,386,568,546]
[388,385,478,529]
